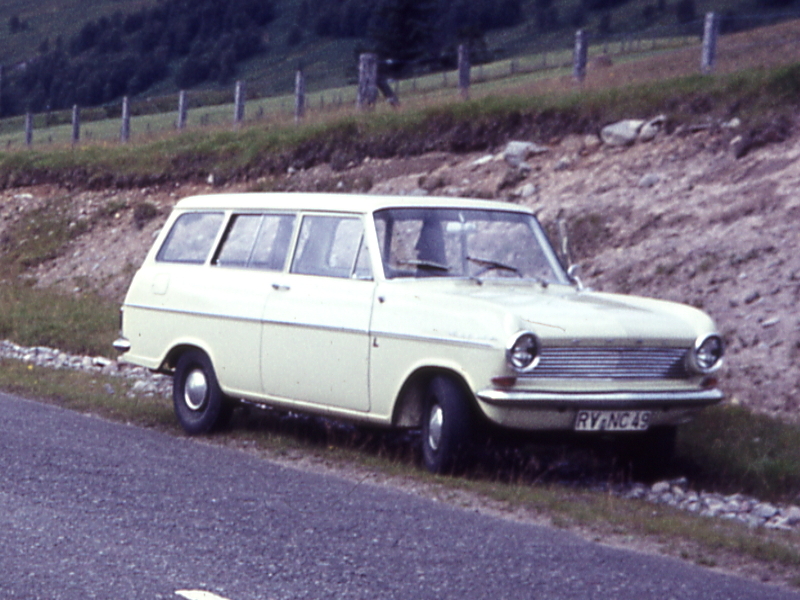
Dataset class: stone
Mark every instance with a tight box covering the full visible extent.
[600,120,644,146]
[753,502,779,519]
[471,154,495,167]
[502,141,548,167]
[638,173,661,188]
[651,481,670,494]
[744,291,760,304]
[765,516,793,531]
[762,317,780,328]
[554,157,571,171]
[93,356,112,367]
[783,506,800,524]
[638,115,667,142]
[518,183,537,198]
[583,135,602,150]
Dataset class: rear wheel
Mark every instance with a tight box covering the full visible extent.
[173,350,233,434]
[421,376,473,474]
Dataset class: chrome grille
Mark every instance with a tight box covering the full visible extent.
[525,347,689,379]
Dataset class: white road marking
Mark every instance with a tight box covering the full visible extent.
[175,591,232,600]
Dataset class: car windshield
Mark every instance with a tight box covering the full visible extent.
[374,207,568,283]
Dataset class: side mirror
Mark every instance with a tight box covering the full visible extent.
[567,264,585,291]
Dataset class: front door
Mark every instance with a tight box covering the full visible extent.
[260,214,374,412]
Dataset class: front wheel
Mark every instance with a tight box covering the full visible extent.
[421,376,473,474]
[173,350,233,434]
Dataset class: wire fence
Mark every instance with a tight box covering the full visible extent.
[2,11,800,150]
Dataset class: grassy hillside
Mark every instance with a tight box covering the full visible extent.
[3,0,800,106]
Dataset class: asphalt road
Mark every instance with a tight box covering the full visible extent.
[1,391,798,600]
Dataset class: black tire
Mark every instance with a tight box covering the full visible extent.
[421,375,473,474]
[173,350,233,435]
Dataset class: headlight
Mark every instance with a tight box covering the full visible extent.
[506,332,540,372]
[688,334,724,374]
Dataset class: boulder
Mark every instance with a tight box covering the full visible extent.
[638,115,667,142]
[502,141,548,167]
[600,120,644,146]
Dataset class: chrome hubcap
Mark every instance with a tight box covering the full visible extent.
[184,368,208,411]
[427,404,444,452]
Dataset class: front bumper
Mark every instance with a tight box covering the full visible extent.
[477,387,724,409]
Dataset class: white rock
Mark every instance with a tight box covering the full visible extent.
[762,317,780,328]
[471,154,495,167]
[651,481,670,494]
[638,115,667,142]
[780,505,800,524]
[554,157,571,171]
[518,183,537,198]
[753,502,779,519]
[502,141,548,167]
[765,516,793,531]
[638,173,661,188]
[601,120,644,146]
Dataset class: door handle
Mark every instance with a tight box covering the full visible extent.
[271,283,290,291]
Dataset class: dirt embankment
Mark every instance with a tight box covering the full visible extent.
[1,119,798,420]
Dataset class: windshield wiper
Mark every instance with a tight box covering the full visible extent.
[466,255,548,287]
[394,259,451,273]
[466,256,522,277]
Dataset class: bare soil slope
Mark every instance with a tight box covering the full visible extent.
[2,121,798,420]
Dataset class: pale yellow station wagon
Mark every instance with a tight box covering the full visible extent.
[115,193,724,473]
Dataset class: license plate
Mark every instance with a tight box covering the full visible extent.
[574,410,651,432]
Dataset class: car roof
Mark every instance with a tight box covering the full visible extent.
[174,192,535,215]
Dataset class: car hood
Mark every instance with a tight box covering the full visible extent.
[378,279,716,346]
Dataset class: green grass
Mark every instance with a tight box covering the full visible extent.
[0,282,118,356]
[680,406,800,502]
[0,60,794,191]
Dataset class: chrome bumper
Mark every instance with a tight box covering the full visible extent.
[476,388,724,409]
[113,337,131,353]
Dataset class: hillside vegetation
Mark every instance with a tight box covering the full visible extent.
[3,0,800,117]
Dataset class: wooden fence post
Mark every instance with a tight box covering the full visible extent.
[71,105,80,145]
[120,97,130,143]
[701,12,719,74]
[458,44,470,100]
[357,53,378,110]
[25,112,33,146]
[234,80,246,126]
[294,70,305,123]
[574,29,588,82]
[177,91,187,130]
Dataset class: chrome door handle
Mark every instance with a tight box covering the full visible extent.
[271,283,290,291]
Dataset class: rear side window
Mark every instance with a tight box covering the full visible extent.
[157,212,224,264]
[214,213,296,271]
[291,215,371,279]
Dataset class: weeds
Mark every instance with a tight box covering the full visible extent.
[679,406,800,502]
[0,282,118,356]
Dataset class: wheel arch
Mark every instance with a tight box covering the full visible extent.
[160,343,213,374]
[391,366,478,429]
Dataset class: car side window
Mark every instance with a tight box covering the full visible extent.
[214,213,296,271]
[291,215,371,279]
[157,212,224,264]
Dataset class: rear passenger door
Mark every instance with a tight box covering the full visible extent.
[260,213,374,412]
[205,212,296,397]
